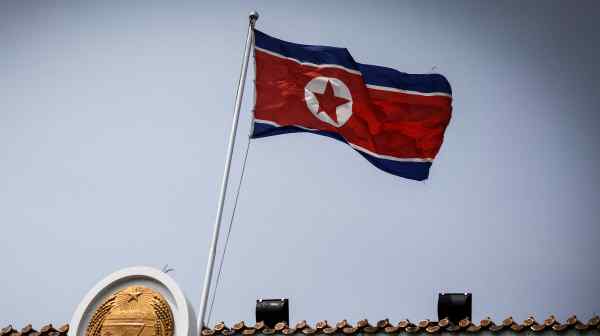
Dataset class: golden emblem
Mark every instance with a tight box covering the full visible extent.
[85,286,174,336]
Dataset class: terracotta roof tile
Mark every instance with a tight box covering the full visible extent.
[383,325,399,333]
[232,322,246,332]
[479,317,493,329]
[313,321,327,331]
[404,325,420,333]
[503,316,514,327]
[242,328,256,335]
[295,321,307,331]
[567,315,578,326]
[425,325,440,334]
[321,327,335,335]
[301,328,316,335]
[397,319,410,329]
[335,320,348,330]
[375,320,389,329]
[437,318,450,328]
[523,316,536,327]
[341,327,357,335]
[530,323,545,332]
[255,322,266,331]
[510,323,525,332]
[274,323,288,332]
[417,320,429,329]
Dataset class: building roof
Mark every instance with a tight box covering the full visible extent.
[199,316,600,335]
[3,316,599,336]
[0,324,68,336]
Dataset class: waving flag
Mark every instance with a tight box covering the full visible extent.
[251,30,452,180]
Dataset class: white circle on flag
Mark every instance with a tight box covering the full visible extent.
[304,76,353,128]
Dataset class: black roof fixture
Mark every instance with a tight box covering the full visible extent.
[438,292,472,324]
[256,298,289,327]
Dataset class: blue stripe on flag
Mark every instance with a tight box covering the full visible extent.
[251,121,432,181]
[358,63,452,95]
[254,30,358,71]
[254,30,452,96]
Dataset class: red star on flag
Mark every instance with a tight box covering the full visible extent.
[313,80,350,124]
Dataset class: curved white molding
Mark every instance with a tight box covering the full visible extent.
[70,266,195,336]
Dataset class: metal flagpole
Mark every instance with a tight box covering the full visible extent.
[197,11,259,334]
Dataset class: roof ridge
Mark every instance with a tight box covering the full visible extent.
[196,315,600,334]
[4,316,599,336]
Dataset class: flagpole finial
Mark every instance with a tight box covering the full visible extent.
[249,11,259,23]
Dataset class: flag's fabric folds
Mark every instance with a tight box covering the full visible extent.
[251,30,452,180]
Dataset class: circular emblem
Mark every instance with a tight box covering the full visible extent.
[304,76,353,127]
[70,266,195,336]
[86,286,174,336]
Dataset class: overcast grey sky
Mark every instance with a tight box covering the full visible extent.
[1,0,599,328]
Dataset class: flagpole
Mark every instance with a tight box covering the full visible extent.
[197,11,258,333]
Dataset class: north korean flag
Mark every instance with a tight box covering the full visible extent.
[251,30,452,181]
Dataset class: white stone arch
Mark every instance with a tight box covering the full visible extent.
[70,266,195,336]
